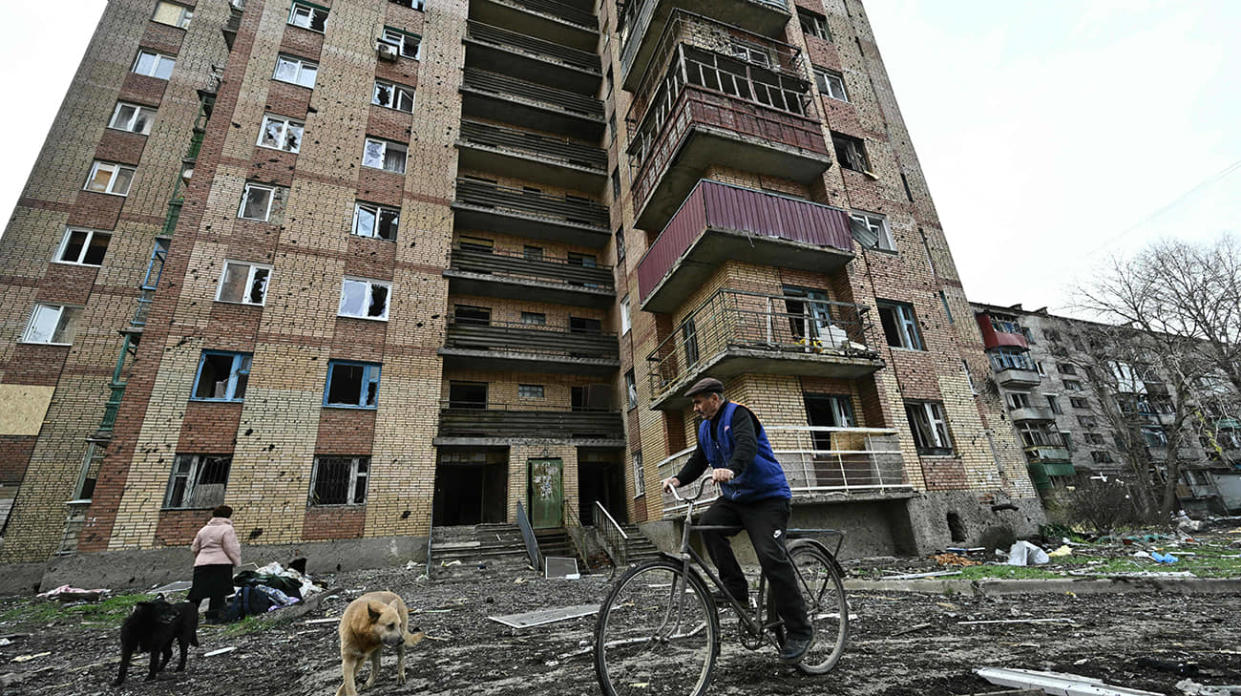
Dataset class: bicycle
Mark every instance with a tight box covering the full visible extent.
[593,479,849,696]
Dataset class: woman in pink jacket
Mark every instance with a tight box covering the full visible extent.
[187,504,241,623]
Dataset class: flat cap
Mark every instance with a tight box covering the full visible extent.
[684,377,724,398]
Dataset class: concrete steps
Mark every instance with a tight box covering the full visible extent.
[619,524,663,565]
[428,524,586,579]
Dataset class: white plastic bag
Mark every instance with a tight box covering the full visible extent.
[1006,540,1049,566]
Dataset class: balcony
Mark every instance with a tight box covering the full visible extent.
[994,367,1041,388]
[647,288,884,411]
[440,317,619,376]
[1026,459,1075,489]
[435,402,624,444]
[1025,445,1072,464]
[464,21,601,94]
[446,246,614,308]
[619,0,790,90]
[456,120,606,191]
[657,426,912,516]
[637,180,853,312]
[222,3,243,50]
[469,0,598,52]
[452,177,610,248]
[1009,406,1055,422]
[461,68,605,140]
[975,313,1029,350]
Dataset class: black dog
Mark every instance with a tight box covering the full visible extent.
[113,598,199,686]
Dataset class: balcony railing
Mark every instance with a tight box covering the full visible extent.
[1010,405,1055,422]
[1025,445,1072,463]
[463,68,604,119]
[458,120,606,172]
[637,180,852,311]
[975,313,1029,350]
[656,426,908,515]
[437,401,623,440]
[494,0,597,31]
[443,317,619,360]
[466,20,600,74]
[450,246,613,289]
[454,177,609,229]
[647,288,882,408]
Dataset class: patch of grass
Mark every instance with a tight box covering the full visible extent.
[218,614,277,637]
[0,592,155,628]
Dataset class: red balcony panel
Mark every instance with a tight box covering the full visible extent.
[975,313,1029,349]
[637,180,853,310]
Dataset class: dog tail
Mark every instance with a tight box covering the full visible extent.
[404,628,425,647]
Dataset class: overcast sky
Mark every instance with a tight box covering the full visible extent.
[1,1,1238,314]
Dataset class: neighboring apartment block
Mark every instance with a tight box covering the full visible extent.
[0,0,1044,583]
[972,302,1241,515]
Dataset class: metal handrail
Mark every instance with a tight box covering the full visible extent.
[463,68,604,117]
[451,244,612,271]
[439,399,615,412]
[455,177,609,227]
[466,20,600,72]
[592,501,629,568]
[515,500,543,570]
[446,315,617,337]
[458,120,606,170]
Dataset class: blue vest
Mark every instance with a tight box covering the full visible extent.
[698,401,791,503]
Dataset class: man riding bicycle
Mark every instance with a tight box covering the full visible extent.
[660,377,814,664]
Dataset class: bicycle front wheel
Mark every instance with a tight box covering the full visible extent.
[594,560,720,696]
[788,541,849,674]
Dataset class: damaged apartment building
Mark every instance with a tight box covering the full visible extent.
[972,302,1241,515]
[0,0,1045,588]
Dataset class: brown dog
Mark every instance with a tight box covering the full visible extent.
[335,591,424,696]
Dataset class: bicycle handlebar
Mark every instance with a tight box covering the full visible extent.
[668,476,714,503]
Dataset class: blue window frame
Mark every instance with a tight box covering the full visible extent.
[191,351,252,401]
[324,360,381,409]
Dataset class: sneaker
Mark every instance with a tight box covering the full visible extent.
[710,590,752,609]
[779,627,814,664]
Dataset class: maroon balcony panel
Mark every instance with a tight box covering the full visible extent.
[638,180,851,301]
[975,313,1029,350]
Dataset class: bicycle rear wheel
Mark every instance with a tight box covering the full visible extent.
[788,541,848,674]
[594,560,719,696]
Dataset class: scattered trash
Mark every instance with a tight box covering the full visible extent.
[488,604,598,629]
[151,580,193,594]
[1176,679,1241,695]
[35,585,108,603]
[1133,551,1152,559]
[303,618,339,625]
[931,552,980,567]
[1150,552,1179,564]
[1006,541,1049,566]
[0,639,11,647]
[959,618,1075,626]
[557,646,593,660]
[890,622,932,637]
[1047,545,1073,558]
[441,560,462,567]
[11,652,51,663]
[203,647,237,658]
[1175,511,1203,532]
[976,667,1162,695]
[544,556,580,580]
[884,570,963,580]
[946,546,985,554]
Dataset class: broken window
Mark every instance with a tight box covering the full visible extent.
[877,300,923,350]
[273,54,318,88]
[257,114,304,153]
[448,381,487,408]
[620,295,631,335]
[288,1,328,31]
[55,228,111,266]
[1017,422,1058,447]
[458,236,493,253]
[625,370,638,410]
[520,311,546,325]
[849,211,894,251]
[681,46,807,116]
[632,451,645,498]
[570,316,602,334]
[1090,450,1114,464]
[1078,415,1098,429]
[1141,426,1168,448]
[152,1,193,28]
[518,384,545,399]
[1008,392,1032,410]
[324,361,381,408]
[1046,394,1063,414]
[85,161,135,196]
[238,183,275,220]
[132,50,176,79]
[109,102,156,134]
[22,303,81,344]
[216,260,271,305]
[454,305,491,325]
[989,347,1035,371]
[192,351,252,401]
[1058,363,1077,375]
[798,8,830,40]
[814,68,848,102]
[338,277,391,320]
[352,202,400,240]
[380,27,421,59]
[1070,397,1089,409]
[682,319,700,365]
[164,454,231,509]
[310,456,369,505]
[831,132,871,173]
[615,228,626,262]
[372,80,414,112]
[1063,379,1083,392]
[362,137,407,174]
[905,401,953,455]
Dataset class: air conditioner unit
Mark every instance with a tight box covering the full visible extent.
[376,41,399,62]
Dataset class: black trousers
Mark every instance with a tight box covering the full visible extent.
[188,564,233,619]
[700,496,811,638]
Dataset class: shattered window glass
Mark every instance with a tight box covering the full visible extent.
[239,184,273,220]
[367,284,389,318]
[325,362,381,409]
[339,279,369,316]
[192,351,250,400]
[354,205,377,238]
[362,140,386,169]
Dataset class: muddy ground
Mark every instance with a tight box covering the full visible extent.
[3,557,1240,696]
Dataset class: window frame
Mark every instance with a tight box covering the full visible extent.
[877,300,923,350]
[620,295,631,335]
[84,161,136,196]
[351,201,400,241]
[372,79,415,113]
[832,131,871,173]
[798,8,830,41]
[21,303,81,345]
[632,451,645,499]
[625,369,638,410]
[163,454,232,510]
[237,182,276,221]
[54,228,111,266]
[288,0,328,32]
[152,1,193,28]
[190,350,253,402]
[380,27,422,59]
[273,54,319,88]
[362,137,408,174]
[309,456,370,506]
[323,360,382,409]
[338,277,392,321]
[108,101,156,134]
[256,113,305,153]
[814,67,848,102]
[849,211,895,251]
[518,384,545,400]
[132,49,176,79]
[215,260,272,306]
[905,401,953,456]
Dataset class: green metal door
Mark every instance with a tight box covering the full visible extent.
[528,458,564,529]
